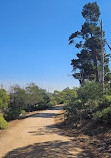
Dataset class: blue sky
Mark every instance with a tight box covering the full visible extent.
[0,0,111,92]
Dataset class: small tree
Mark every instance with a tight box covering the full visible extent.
[78,80,103,107]
[25,83,50,111]
[9,85,27,110]
[0,88,9,113]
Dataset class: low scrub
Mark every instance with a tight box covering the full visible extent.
[106,95,111,101]
[48,100,57,107]
[64,81,111,126]
[0,113,8,129]
[35,104,49,110]
[77,81,103,107]
[5,108,21,121]
[93,107,111,124]
[20,110,27,117]
[64,99,83,123]
[64,99,93,124]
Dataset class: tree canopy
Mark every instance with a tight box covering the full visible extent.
[69,2,110,85]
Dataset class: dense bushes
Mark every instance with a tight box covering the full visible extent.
[106,95,111,101]
[0,89,9,113]
[64,81,111,125]
[64,99,82,123]
[4,83,51,120]
[2,80,111,129]
[93,107,111,124]
[48,100,57,107]
[0,84,78,125]
[53,88,77,104]
[0,113,8,129]
[77,81,103,106]
[20,110,27,117]
[5,108,21,120]
[0,89,9,128]
[0,83,55,123]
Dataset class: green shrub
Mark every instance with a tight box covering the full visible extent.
[77,81,103,107]
[5,108,21,120]
[93,107,111,124]
[94,97,111,112]
[48,100,57,106]
[106,88,111,95]
[106,95,111,101]
[35,104,49,110]
[0,113,8,129]
[65,98,94,123]
[20,110,27,117]
[0,88,9,112]
[64,99,83,123]
[55,97,64,104]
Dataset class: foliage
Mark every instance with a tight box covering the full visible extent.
[20,110,27,116]
[25,83,50,111]
[0,113,8,129]
[64,80,111,126]
[106,95,111,101]
[93,107,111,124]
[69,2,110,84]
[5,107,21,120]
[66,2,111,128]
[7,83,50,114]
[48,100,57,107]
[64,81,105,124]
[106,87,111,96]
[53,87,77,104]
[53,90,64,104]
[64,99,83,123]
[1,82,52,121]
[64,97,95,124]
[0,89,9,112]
[77,81,103,106]
[9,85,27,110]
[34,104,49,110]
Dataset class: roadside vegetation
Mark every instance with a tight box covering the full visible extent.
[0,82,78,129]
[1,2,111,137]
[0,1,111,157]
[64,81,111,126]
[0,83,56,129]
[64,1,111,134]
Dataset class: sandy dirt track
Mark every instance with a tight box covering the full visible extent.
[0,105,95,158]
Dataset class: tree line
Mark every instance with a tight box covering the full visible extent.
[0,82,77,129]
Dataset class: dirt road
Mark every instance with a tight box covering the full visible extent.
[0,105,96,158]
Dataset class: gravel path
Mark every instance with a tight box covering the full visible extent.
[0,105,94,158]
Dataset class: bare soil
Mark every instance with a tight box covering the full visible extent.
[55,110,111,158]
[0,105,110,158]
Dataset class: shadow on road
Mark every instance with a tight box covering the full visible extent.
[28,123,65,136]
[49,105,64,110]
[29,112,60,118]
[2,105,102,158]
[20,105,63,119]
[3,140,96,158]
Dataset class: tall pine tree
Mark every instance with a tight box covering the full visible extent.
[69,2,110,84]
